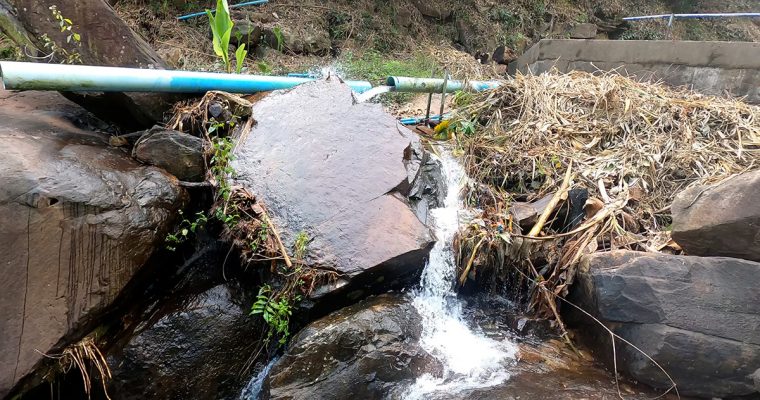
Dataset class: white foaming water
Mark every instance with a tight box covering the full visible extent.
[404,151,517,399]
[355,85,393,103]
[240,357,278,400]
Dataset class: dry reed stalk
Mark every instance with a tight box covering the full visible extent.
[452,69,760,322]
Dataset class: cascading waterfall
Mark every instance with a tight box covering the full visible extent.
[239,151,517,400]
[240,357,278,399]
[403,151,517,399]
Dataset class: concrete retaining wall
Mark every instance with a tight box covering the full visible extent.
[509,40,760,103]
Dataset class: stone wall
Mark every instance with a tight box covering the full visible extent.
[509,39,760,104]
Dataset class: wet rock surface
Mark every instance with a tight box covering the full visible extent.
[263,293,668,400]
[233,79,439,305]
[0,90,185,397]
[264,293,439,400]
[569,250,760,398]
[456,339,666,400]
[132,127,206,182]
[671,170,760,262]
[109,283,259,400]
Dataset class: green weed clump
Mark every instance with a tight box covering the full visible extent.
[340,50,435,83]
[339,51,436,104]
[251,284,296,345]
[0,34,20,60]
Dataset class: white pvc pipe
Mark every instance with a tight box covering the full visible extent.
[0,61,373,93]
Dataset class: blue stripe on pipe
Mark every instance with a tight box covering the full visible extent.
[177,0,269,21]
[623,12,760,21]
[399,114,447,125]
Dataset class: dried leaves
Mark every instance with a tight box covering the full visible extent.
[453,69,760,322]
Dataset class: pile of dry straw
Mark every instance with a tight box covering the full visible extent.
[451,70,760,325]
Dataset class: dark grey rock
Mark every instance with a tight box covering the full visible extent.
[261,26,330,55]
[132,127,205,182]
[568,250,760,398]
[671,170,760,262]
[569,23,598,39]
[231,18,261,47]
[395,7,413,28]
[0,90,185,398]
[404,131,444,225]
[233,79,437,305]
[409,0,451,20]
[109,284,259,400]
[264,294,439,400]
[456,19,476,54]
[492,45,507,65]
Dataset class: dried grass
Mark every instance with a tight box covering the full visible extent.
[453,69,760,321]
[41,337,112,399]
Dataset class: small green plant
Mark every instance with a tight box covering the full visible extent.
[532,0,546,18]
[206,0,236,73]
[453,119,477,137]
[209,135,242,228]
[251,284,296,345]
[488,7,519,29]
[249,220,269,253]
[501,32,527,50]
[165,211,208,250]
[256,60,272,74]
[41,5,82,64]
[234,44,247,73]
[327,11,351,40]
[293,231,309,261]
[0,34,21,60]
[51,5,80,44]
[272,27,284,52]
[207,1,246,72]
[452,90,474,108]
[210,135,236,200]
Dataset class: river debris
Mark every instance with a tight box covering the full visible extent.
[40,336,112,400]
[452,70,760,326]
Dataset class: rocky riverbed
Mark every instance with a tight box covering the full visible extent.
[1,74,760,400]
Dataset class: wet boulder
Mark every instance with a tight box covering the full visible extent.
[264,294,438,400]
[0,90,185,397]
[671,170,760,261]
[109,283,259,400]
[233,79,441,308]
[132,127,206,182]
[568,250,760,398]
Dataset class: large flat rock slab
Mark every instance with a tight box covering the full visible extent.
[569,250,760,398]
[672,169,760,262]
[233,79,436,301]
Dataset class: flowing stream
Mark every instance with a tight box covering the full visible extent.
[239,150,517,400]
[403,151,517,399]
[240,357,278,399]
